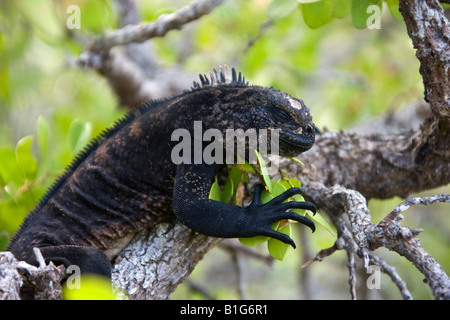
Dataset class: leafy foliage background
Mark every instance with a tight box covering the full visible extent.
[0,0,448,299]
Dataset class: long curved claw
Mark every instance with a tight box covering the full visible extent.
[278,201,317,215]
[267,187,303,205]
[260,228,297,248]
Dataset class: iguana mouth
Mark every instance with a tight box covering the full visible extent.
[279,131,315,154]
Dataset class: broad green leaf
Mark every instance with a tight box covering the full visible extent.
[255,149,272,193]
[300,0,334,29]
[36,115,49,163]
[208,176,221,201]
[229,165,243,189]
[63,275,116,300]
[67,118,92,156]
[271,180,288,198]
[0,148,17,186]
[239,234,270,247]
[268,224,291,261]
[307,210,336,237]
[286,176,301,188]
[332,0,351,18]
[15,135,38,180]
[351,0,382,30]
[386,0,402,20]
[291,192,307,217]
[240,162,254,173]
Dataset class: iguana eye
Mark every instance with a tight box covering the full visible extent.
[274,108,292,122]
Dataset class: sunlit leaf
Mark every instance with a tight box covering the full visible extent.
[255,149,272,193]
[332,0,351,18]
[268,224,291,261]
[15,135,38,181]
[351,0,382,30]
[386,0,402,20]
[67,118,92,156]
[307,210,336,237]
[208,176,221,201]
[288,156,305,166]
[300,0,334,29]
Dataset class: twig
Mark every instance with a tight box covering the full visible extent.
[88,0,224,53]
[347,249,357,300]
[301,243,337,268]
[368,253,413,300]
[379,193,450,227]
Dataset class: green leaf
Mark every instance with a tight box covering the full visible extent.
[268,224,291,261]
[286,176,301,188]
[240,162,254,173]
[288,156,305,166]
[229,165,244,190]
[332,0,351,18]
[208,176,221,201]
[67,118,92,156]
[307,210,336,237]
[239,234,270,247]
[300,0,334,29]
[386,0,402,20]
[37,115,49,164]
[15,135,38,180]
[351,0,382,30]
[272,179,288,196]
[0,148,18,186]
[255,149,272,193]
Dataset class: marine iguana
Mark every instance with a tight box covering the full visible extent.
[8,67,317,278]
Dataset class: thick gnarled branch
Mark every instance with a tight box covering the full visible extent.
[399,0,450,118]
[295,115,450,200]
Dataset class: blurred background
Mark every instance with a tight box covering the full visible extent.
[0,0,448,299]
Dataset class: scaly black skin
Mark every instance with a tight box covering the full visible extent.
[8,68,316,278]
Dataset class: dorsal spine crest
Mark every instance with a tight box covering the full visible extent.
[192,66,249,90]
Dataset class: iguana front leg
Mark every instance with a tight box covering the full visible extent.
[173,163,316,248]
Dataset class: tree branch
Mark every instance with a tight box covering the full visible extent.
[111,222,219,300]
[77,0,224,108]
[295,114,450,200]
[88,0,224,53]
[399,0,450,119]
[297,179,450,299]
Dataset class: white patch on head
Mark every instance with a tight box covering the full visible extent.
[288,97,303,110]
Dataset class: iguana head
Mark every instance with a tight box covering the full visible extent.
[191,66,316,158]
[250,86,315,157]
